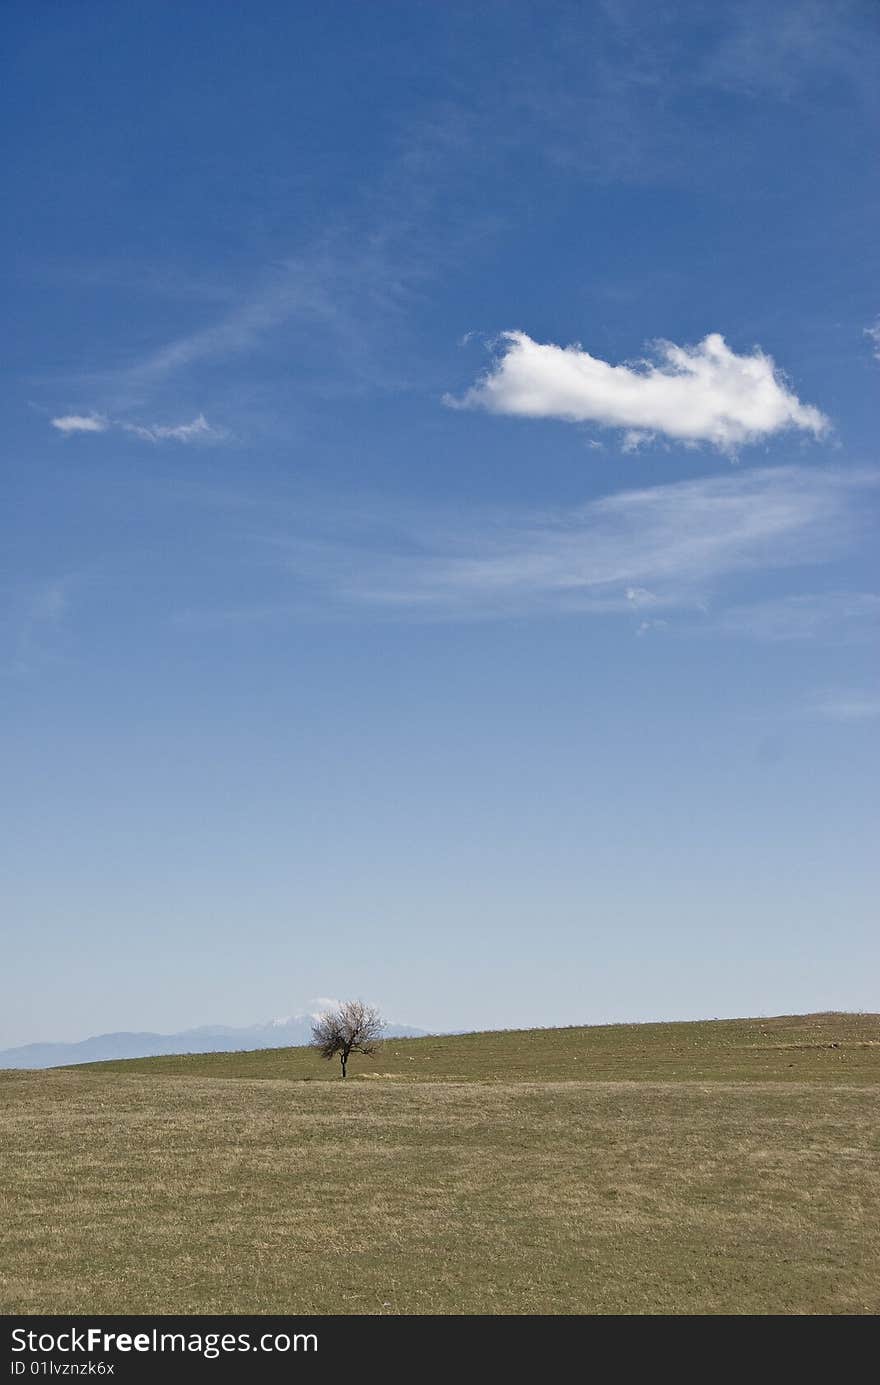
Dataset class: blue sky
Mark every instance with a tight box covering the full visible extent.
[2,1,878,1047]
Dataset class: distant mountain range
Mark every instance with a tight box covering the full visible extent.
[0,1014,427,1070]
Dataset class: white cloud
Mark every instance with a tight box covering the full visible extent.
[622,429,655,452]
[447,330,829,451]
[309,996,344,1017]
[865,320,880,361]
[121,414,226,444]
[50,412,226,444]
[50,414,108,435]
[626,587,660,609]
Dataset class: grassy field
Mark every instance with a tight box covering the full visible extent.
[1,1013,878,1315]
[71,1010,880,1083]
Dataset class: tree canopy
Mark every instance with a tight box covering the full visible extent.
[310,1000,385,1078]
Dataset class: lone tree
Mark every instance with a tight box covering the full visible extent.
[310,1000,385,1079]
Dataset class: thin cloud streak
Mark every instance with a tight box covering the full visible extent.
[92,117,483,405]
[238,465,878,625]
[121,414,227,444]
[711,591,880,642]
[50,412,226,445]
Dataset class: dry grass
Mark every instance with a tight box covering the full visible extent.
[2,1015,879,1316]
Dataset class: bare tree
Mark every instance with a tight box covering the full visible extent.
[310,1000,385,1079]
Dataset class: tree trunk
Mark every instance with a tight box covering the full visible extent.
[340,1052,347,1079]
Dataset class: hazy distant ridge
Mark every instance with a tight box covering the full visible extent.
[0,1016,426,1069]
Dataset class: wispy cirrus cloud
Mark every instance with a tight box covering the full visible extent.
[78,114,482,411]
[120,413,225,444]
[447,331,829,452]
[711,591,880,642]
[505,2,879,188]
[5,577,74,675]
[865,320,880,361]
[702,0,880,108]
[118,264,329,388]
[50,412,226,445]
[200,464,874,628]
